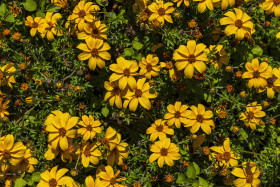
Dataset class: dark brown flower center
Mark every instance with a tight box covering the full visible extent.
[188,54,196,63]
[146,63,153,72]
[123,68,130,77]
[67,145,75,153]
[158,8,165,16]
[86,125,93,131]
[112,86,121,95]
[223,152,231,161]
[84,147,91,156]
[274,0,280,5]
[174,111,181,118]
[160,148,168,156]
[78,10,86,18]
[216,153,224,162]
[92,28,100,36]
[91,48,99,57]
[246,174,253,183]
[196,114,204,123]
[59,128,66,136]
[32,22,39,28]
[247,111,254,120]
[101,138,109,146]
[2,150,11,159]
[135,89,142,98]
[46,22,54,30]
[110,177,117,185]
[252,71,260,78]
[156,125,164,132]
[235,19,243,28]
[49,178,57,187]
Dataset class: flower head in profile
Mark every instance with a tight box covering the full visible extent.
[148,0,175,25]
[97,165,126,187]
[242,58,271,89]
[25,16,47,37]
[0,99,10,119]
[109,57,138,90]
[193,0,220,13]
[104,81,127,109]
[77,20,107,40]
[164,101,191,128]
[220,8,254,40]
[77,38,111,71]
[149,138,181,168]
[51,0,67,9]
[173,40,208,79]
[139,54,161,79]
[231,162,261,187]
[77,141,101,167]
[210,138,239,167]
[78,115,102,141]
[123,78,157,111]
[101,127,120,151]
[45,110,78,151]
[260,0,280,17]
[146,119,174,141]
[37,165,77,187]
[40,12,63,41]
[206,45,229,69]
[0,63,16,88]
[173,0,190,7]
[184,104,215,135]
[260,67,280,99]
[239,102,265,130]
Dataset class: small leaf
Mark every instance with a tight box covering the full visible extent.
[36,10,45,18]
[186,162,196,179]
[23,0,37,11]
[193,162,200,175]
[46,4,61,12]
[199,177,209,187]
[176,173,188,185]
[135,53,143,61]
[133,41,143,50]
[0,3,8,17]
[31,172,41,182]
[251,45,263,56]
[14,179,27,187]
[5,14,15,22]
[123,48,134,56]
[101,106,109,117]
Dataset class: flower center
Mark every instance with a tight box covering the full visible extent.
[223,152,231,161]
[160,148,168,156]
[46,22,54,30]
[83,147,91,156]
[112,86,121,95]
[59,128,66,136]
[246,174,253,183]
[274,0,280,5]
[123,68,130,77]
[235,19,243,29]
[216,153,224,162]
[146,63,153,72]
[188,54,196,63]
[252,71,260,78]
[91,48,99,57]
[158,8,165,16]
[92,28,99,36]
[32,22,39,28]
[49,178,57,187]
[67,145,75,153]
[156,125,164,132]
[86,125,93,131]
[196,114,204,123]
[101,138,109,146]
[135,89,143,98]
[174,111,181,118]
[78,10,86,18]
[110,177,117,185]
[2,150,11,159]
[247,111,254,120]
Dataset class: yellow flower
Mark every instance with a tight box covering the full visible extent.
[25,16,47,37]
[77,20,108,40]
[123,78,157,111]
[77,141,101,167]
[164,101,191,128]
[44,142,77,163]
[173,40,208,79]
[97,165,126,187]
[40,12,63,41]
[148,0,175,25]
[78,115,102,141]
[101,127,120,151]
[104,81,127,109]
[37,166,77,187]
[77,38,111,71]
[210,138,239,167]
[85,176,96,187]
[0,99,9,119]
[220,0,235,10]
[173,0,190,7]
[260,0,280,17]
[0,63,16,88]
[139,54,161,79]
[260,67,280,99]
[68,1,100,31]
[184,104,215,135]
[149,138,181,168]
[109,57,138,90]
[206,45,229,69]
[220,8,254,40]
[239,102,265,130]
[133,0,149,12]
[45,110,78,151]
[193,0,220,13]
[51,0,68,9]
[231,162,261,187]
[242,58,271,89]
[16,149,38,173]
[146,119,174,141]
[0,134,26,167]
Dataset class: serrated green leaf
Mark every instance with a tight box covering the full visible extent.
[133,42,143,50]
[31,172,41,182]
[0,3,8,17]
[124,48,133,56]
[199,177,209,187]
[251,45,263,56]
[5,14,15,22]
[14,179,27,187]
[23,0,37,11]
[101,106,109,117]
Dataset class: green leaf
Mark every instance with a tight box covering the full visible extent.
[176,173,188,185]
[0,3,8,17]
[23,0,37,11]
[193,162,200,175]
[46,4,61,12]
[186,162,197,179]
[247,53,254,62]
[133,42,143,50]
[239,128,248,140]
[36,10,45,18]
[14,179,27,187]
[251,45,263,56]
[31,172,41,182]
[123,48,134,56]
[204,93,212,103]
[5,14,15,22]
[101,106,109,117]
[135,53,143,61]
[199,177,209,187]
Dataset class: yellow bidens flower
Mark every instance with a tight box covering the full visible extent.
[25,16,47,37]
[220,8,254,40]
[148,0,175,25]
[239,102,266,130]
[173,40,208,79]
[210,138,239,167]
[16,149,38,173]
[77,141,101,167]
[193,0,220,13]
[78,115,102,141]
[173,0,190,7]
[263,67,280,99]
[164,101,191,128]
[77,20,108,40]
[220,0,235,10]
[104,81,126,109]
[231,162,261,187]
[85,175,96,187]
[184,104,215,135]
[41,12,63,41]
[0,99,9,119]
[242,58,270,89]
[260,0,280,17]
[107,134,129,166]
[146,119,174,141]
[1,63,16,88]
[206,45,229,69]
[101,127,120,151]
[139,54,161,79]
[123,78,157,111]
[109,57,138,90]
[149,138,181,168]
[77,38,111,71]
[44,142,77,163]
[37,165,77,186]
[45,110,78,151]
[97,165,126,187]
[68,1,100,31]
[51,0,68,9]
